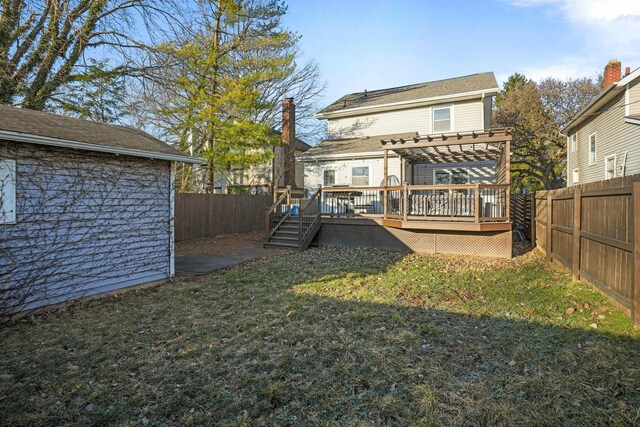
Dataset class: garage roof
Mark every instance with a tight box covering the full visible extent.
[0,104,201,163]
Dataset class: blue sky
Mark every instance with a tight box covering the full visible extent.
[281,0,640,109]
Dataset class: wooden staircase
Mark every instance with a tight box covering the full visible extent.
[264,187,322,250]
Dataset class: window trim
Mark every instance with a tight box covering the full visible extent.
[323,169,336,187]
[0,159,16,224]
[604,154,616,179]
[572,168,579,185]
[432,105,454,133]
[350,165,370,187]
[570,133,577,153]
[588,132,597,165]
[432,167,470,185]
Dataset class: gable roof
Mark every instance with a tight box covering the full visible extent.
[299,132,417,160]
[561,66,640,133]
[0,104,200,163]
[317,72,498,118]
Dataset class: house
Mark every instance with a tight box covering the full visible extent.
[0,105,200,313]
[266,73,513,258]
[563,59,640,186]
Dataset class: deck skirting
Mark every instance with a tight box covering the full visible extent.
[316,217,512,258]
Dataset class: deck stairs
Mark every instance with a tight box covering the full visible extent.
[264,187,322,250]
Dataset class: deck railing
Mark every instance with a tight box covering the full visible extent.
[320,184,509,222]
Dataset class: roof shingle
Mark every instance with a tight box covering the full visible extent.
[318,72,498,116]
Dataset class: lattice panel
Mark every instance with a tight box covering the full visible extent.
[317,221,512,258]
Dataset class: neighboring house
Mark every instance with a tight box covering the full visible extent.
[563,59,640,186]
[266,73,514,259]
[301,72,497,189]
[0,105,199,313]
[229,131,310,194]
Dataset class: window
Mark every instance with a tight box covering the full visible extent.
[323,169,335,186]
[605,155,616,179]
[433,106,452,133]
[570,133,577,152]
[589,133,597,165]
[434,168,469,185]
[572,168,579,184]
[351,166,369,186]
[0,159,16,224]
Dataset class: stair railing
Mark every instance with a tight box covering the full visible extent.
[265,186,292,241]
[298,186,322,249]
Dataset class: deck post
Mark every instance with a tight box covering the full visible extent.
[383,150,388,218]
[530,194,536,249]
[572,188,581,281]
[286,185,291,211]
[403,181,408,220]
[400,157,406,184]
[474,183,480,223]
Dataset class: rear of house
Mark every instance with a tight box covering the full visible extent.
[0,105,199,313]
[564,60,640,186]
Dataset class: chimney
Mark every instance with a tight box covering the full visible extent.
[281,98,297,189]
[625,66,631,77]
[603,59,622,89]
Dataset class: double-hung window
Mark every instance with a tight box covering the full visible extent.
[351,166,369,186]
[570,133,577,152]
[323,170,336,186]
[432,106,452,133]
[605,155,616,179]
[0,159,16,224]
[572,168,579,184]
[589,133,597,165]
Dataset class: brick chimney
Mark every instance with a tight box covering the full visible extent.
[281,98,297,189]
[603,59,622,89]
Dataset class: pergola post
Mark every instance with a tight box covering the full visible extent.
[383,149,388,218]
[505,139,511,219]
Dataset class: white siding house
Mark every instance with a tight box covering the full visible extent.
[302,73,499,190]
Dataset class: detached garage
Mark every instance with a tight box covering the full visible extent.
[0,105,200,313]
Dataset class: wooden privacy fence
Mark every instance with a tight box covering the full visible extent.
[174,193,271,241]
[510,194,533,240]
[535,174,640,326]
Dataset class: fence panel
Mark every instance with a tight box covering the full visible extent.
[510,194,533,239]
[174,193,271,241]
[534,174,640,327]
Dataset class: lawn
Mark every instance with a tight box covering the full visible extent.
[1,247,639,425]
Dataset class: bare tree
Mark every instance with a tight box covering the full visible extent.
[0,0,183,110]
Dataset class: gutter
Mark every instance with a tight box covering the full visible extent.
[0,130,203,164]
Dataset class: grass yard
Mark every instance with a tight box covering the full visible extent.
[1,247,640,425]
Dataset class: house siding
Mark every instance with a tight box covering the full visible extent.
[0,141,172,312]
[567,91,640,186]
[303,157,496,188]
[629,80,640,116]
[304,156,402,189]
[327,99,484,139]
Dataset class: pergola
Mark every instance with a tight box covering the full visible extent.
[380,128,512,186]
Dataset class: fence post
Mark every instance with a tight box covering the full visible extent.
[633,182,640,327]
[572,188,581,281]
[546,193,552,261]
[530,194,536,249]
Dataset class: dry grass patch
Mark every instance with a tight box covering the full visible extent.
[1,247,639,425]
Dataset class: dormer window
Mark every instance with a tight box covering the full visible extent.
[433,106,452,133]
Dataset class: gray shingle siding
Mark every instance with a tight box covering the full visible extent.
[567,90,640,186]
[0,141,172,312]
